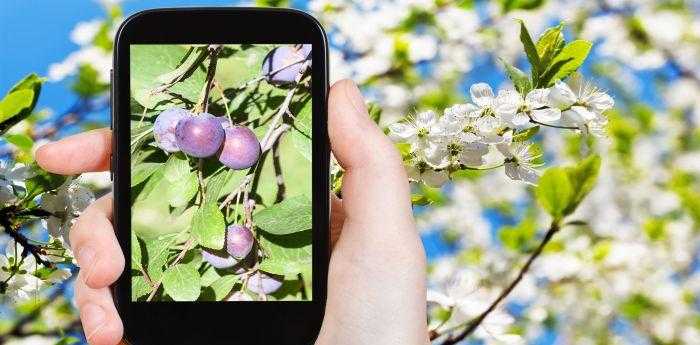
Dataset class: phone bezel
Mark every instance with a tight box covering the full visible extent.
[112,7,329,344]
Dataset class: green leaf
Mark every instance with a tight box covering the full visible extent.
[161,263,201,301]
[254,195,312,235]
[254,129,312,206]
[513,126,540,142]
[499,218,537,252]
[535,167,573,221]
[72,64,109,97]
[4,133,34,151]
[55,336,81,345]
[130,45,207,109]
[258,230,312,276]
[24,165,67,202]
[500,58,531,94]
[166,172,198,208]
[563,154,601,214]
[501,0,546,13]
[132,195,195,240]
[92,22,113,52]
[367,102,383,124]
[160,153,198,207]
[209,275,239,300]
[291,98,312,161]
[215,45,270,89]
[191,202,226,250]
[643,219,667,241]
[131,162,161,187]
[204,168,246,204]
[131,276,151,301]
[163,153,191,182]
[536,23,565,68]
[517,20,542,85]
[143,237,173,282]
[131,231,143,271]
[0,74,44,135]
[539,40,592,87]
[155,47,209,85]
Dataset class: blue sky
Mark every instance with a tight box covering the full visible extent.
[0,0,250,115]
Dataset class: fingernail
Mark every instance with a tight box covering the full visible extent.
[77,246,97,283]
[81,303,106,340]
[342,80,368,116]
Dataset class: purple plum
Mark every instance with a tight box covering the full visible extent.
[215,116,232,129]
[246,271,284,295]
[174,113,225,158]
[226,225,254,259]
[217,126,261,170]
[153,108,190,152]
[201,249,239,269]
[227,291,253,301]
[262,44,312,85]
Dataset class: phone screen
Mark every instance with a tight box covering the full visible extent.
[129,44,313,303]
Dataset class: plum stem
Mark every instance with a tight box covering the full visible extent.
[197,158,205,204]
[201,45,222,114]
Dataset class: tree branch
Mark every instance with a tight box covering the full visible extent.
[434,221,561,344]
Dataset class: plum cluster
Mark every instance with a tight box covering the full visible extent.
[201,225,284,296]
[153,109,261,170]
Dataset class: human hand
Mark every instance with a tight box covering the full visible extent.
[35,79,428,345]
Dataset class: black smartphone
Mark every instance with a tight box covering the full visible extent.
[111,8,329,344]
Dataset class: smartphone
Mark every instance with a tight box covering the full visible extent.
[111,8,329,344]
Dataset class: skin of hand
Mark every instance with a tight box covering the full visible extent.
[35,79,428,345]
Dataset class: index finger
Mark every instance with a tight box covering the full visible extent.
[36,128,112,175]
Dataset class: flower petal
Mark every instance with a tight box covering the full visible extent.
[422,169,449,187]
[530,108,562,123]
[470,83,495,107]
[570,105,598,121]
[495,89,520,117]
[587,91,614,112]
[511,112,530,126]
[525,88,550,108]
[416,110,437,127]
[388,122,417,141]
[548,80,577,108]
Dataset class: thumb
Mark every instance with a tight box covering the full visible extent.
[327,79,413,232]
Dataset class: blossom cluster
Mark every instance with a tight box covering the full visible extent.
[389,79,614,186]
[1,161,94,302]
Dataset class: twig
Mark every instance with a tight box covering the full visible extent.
[218,62,308,211]
[146,237,195,302]
[1,215,54,268]
[435,221,561,344]
[201,45,222,114]
[529,119,579,130]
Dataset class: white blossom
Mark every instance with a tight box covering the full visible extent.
[0,162,33,205]
[549,79,614,136]
[41,178,95,247]
[496,137,541,185]
[0,241,43,302]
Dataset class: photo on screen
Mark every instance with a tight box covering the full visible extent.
[129,44,312,302]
